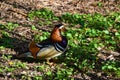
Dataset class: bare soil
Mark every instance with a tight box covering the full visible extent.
[0,0,120,80]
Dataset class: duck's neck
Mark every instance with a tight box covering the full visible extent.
[50,28,62,42]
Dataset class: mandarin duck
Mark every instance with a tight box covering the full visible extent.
[18,24,68,65]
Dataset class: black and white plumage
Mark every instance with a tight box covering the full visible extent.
[35,36,68,59]
[18,24,68,64]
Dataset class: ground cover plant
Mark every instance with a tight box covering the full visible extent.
[0,0,120,80]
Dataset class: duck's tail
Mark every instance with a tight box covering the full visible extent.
[16,41,40,58]
[17,52,33,58]
[29,41,40,58]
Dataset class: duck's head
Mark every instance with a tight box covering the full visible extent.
[54,24,64,29]
[50,24,65,42]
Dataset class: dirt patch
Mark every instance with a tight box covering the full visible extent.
[1,0,120,25]
[0,0,120,80]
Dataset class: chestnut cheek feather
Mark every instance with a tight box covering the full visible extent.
[50,28,62,42]
[51,34,62,42]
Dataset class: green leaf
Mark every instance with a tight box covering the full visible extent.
[103,30,109,34]
[66,33,72,38]
[115,32,119,36]
[31,25,37,30]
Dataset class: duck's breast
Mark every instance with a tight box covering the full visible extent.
[54,36,68,52]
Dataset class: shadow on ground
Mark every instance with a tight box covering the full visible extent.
[0,35,57,63]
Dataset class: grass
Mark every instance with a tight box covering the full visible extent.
[0,8,120,79]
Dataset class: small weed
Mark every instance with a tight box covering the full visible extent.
[14,61,27,68]
[2,54,12,60]
[102,61,120,77]
[1,30,10,37]
[97,1,103,7]
[34,31,49,42]
[102,61,118,71]
[0,46,5,50]
[28,8,58,26]
[6,22,19,31]
[31,25,38,30]
[5,66,15,72]
[0,36,14,48]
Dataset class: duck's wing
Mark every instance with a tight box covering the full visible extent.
[36,45,62,59]
[29,38,53,58]
[36,37,68,59]
[36,38,52,48]
[18,39,52,58]
[37,36,68,59]
[18,36,68,60]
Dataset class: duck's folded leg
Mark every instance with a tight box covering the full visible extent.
[46,58,52,66]
[46,58,57,66]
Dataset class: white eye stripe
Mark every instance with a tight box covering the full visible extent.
[59,25,64,29]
